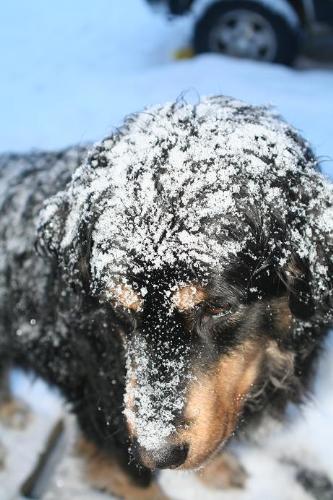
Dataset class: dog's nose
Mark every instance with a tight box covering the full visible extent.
[148,443,189,469]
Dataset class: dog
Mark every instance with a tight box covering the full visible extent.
[1,96,333,498]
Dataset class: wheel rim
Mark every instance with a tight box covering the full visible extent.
[208,9,278,61]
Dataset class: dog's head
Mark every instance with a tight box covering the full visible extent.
[37,96,333,469]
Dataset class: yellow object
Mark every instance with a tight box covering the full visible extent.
[173,47,195,60]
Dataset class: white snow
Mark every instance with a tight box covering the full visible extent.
[0,373,63,500]
[1,0,333,499]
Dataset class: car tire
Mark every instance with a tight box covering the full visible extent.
[193,0,300,65]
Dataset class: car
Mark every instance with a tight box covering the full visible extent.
[146,0,333,64]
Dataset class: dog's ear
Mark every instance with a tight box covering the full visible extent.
[283,257,315,320]
[36,191,70,260]
[36,190,92,293]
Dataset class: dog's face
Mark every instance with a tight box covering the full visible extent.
[106,262,294,470]
[37,96,333,470]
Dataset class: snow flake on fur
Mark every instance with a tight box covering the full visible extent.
[124,334,190,451]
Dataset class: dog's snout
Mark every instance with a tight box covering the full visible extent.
[136,442,189,469]
[154,443,189,469]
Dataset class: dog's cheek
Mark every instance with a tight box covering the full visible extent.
[178,341,264,469]
[285,260,315,320]
[265,340,295,389]
[270,297,293,334]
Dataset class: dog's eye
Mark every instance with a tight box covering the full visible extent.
[207,304,233,318]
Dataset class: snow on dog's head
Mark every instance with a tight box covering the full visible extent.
[38,96,333,469]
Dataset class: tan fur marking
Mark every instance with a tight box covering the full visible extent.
[265,340,295,390]
[177,340,264,469]
[110,283,143,312]
[172,285,207,312]
[77,438,169,500]
[270,297,293,333]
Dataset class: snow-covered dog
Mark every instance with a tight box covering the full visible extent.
[1,96,333,498]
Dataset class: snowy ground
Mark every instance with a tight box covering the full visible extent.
[1,0,333,499]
